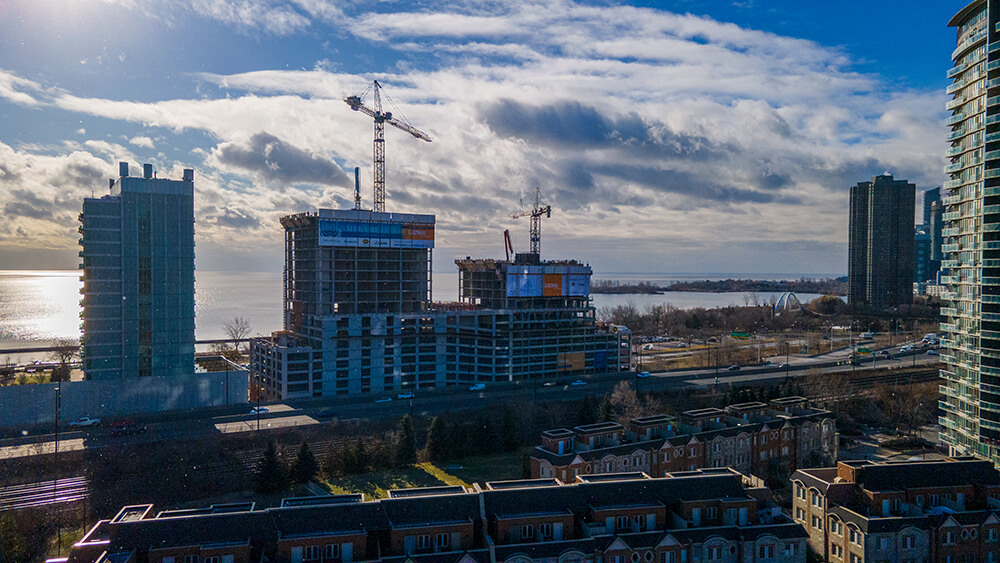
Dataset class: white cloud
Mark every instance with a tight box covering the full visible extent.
[129,136,155,149]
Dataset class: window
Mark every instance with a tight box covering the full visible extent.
[660,553,675,563]
[812,492,822,507]
[761,434,767,444]
[706,546,722,561]
[784,544,798,556]
[757,545,774,558]
[945,531,956,545]
[436,533,451,549]
[689,447,697,457]
[811,516,823,530]
[902,535,916,549]
[831,544,843,558]
[417,535,431,549]
[795,507,805,520]
[325,544,341,559]
[705,507,717,520]
[632,514,647,531]
[162,559,175,563]
[915,495,924,506]
[990,528,998,541]
[849,528,860,544]
[796,486,806,500]
[204,558,220,563]
[879,538,888,550]
[184,557,198,563]
[663,451,670,462]
[616,516,629,531]
[522,524,535,539]
[713,442,721,453]
[304,546,320,561]
[931,494,940,505]
[849,554,860,563]
[781,446,789,456]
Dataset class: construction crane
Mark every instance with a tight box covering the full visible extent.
[510,187,551,256]
[503,229,514,261]
[344,80,432,213]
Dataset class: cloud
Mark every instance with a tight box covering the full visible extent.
[129,136,155,149]
[213,131,350,187]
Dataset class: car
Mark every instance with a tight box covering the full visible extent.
[570,379,587,386]
[727,365,741,371]
[926,349,938,356]
[877,350,891,357]
[110,420,147,436]
[397,392,414,399]
[777,363,790,369]
[375,397,392,403]
[68,417,101,428]
[249,406,269,414]
[900,345,913,352]
[469,383,486,391]
[542,381,557,387]
[637,371,650,378]
[641,344,654,351]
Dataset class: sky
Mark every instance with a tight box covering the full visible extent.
[0,0,973,277]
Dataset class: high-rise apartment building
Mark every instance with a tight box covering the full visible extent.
[923,187,944,282]
[847,174,915,311]
[941,1,994,461]
[79,163,195,380]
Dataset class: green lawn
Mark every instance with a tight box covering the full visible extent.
[321,450,527,499]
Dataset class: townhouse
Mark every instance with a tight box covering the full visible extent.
[529,398,837,481]
[791,457,1000,562]
[66,470,808,563]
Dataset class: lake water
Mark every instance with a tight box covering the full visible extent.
[0,270,838,348]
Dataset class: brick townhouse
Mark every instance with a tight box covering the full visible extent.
[66,470,808,563]
[529,397,837,481]
[791,457,1000,562]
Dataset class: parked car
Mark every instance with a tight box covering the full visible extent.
[375,397,392,403]
[927,349,939,356]
[570,379,587,386]
[68,417,101,428]
[637,371,650,378]
[397,392,414,399]
[727,365,741,372]
[469,383,486,391]
[249,406,269,414]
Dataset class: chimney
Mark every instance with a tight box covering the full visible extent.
[182,169,194,182]
[142,163,153,179]
[119,162,129,177]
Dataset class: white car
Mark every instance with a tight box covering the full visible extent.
[469,383,486,391]
[398,392,414,399]
[69,417,101,427]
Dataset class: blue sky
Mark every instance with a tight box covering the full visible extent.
[0,0,972,275]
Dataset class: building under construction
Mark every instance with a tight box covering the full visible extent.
[250,213,630,399]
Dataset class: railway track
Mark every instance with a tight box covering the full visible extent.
[0,475,88,511]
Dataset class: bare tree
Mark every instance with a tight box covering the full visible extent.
[0,356,14,386]
[49,338,79,382]
[224,317,252,353]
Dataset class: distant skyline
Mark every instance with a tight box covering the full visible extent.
[0,1,970,275]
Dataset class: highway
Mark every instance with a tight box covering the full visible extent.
[0,344,941,462]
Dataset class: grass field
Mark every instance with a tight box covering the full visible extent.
[322,450,527,498]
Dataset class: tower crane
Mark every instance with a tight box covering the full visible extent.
[510,187,551,256]
[344,80,432,213]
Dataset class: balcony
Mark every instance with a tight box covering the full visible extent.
[943,211,962,221]
[946,112,967,125]
[947,96,968,111]
[944,227,961,237]
[987,168,1000,179]
[943,194,963,205]
[947,130,967,143]
[949,63,968,78]
[941,307,959,317]
[944,178,966,189]
[954,30,987,61]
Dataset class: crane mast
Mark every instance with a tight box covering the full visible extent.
[344,80,431,213]
[511,187,552,256]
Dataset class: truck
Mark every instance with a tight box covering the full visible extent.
[860,331,877,340]
[923,333,939,345]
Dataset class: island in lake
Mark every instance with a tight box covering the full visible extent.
[591,277,848,296]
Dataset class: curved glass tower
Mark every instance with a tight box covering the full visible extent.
[942,0,995,459]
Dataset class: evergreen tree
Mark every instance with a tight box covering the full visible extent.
[0,512,27,563]
[323,442,345,477]
[425,416,449,462]
[394,414,417,466]
[501,406,519,452]
[598,397,613,422]
[577,396,598,425]
[255,440,286,494]
[354,437,370,472]
[291,441,319,484]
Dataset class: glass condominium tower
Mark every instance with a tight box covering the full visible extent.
[79,163,195,380]
[942,1,1000,461]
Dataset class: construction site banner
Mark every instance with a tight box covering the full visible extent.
[506,272,542,297]
[543,274,564,296]
[318,219,434,248]
[567,274,590,296]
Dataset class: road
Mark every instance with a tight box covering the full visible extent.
[0,344,941,461]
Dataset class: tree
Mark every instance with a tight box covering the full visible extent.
[291,441,318,484]
[597,398,613,422]
[608,380,642,424]
[224,316,252,353]
[49,338,78,382]
[501,406,519,452]
[425,416,448,462]
[323,442,345,477]
[394,415,417,466]
[255,440,286,493]
[577,396,598,425]
[0,512,27,563]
